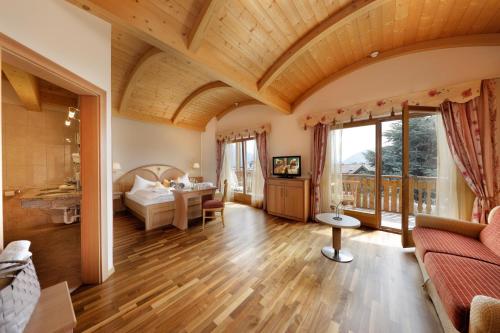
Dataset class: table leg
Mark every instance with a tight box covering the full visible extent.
[321,227,354,262]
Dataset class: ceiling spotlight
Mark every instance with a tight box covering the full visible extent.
[65,119,71,127]
[369,50,380,58]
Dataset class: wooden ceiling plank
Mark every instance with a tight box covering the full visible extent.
[293,33,500,109]
[257,0,385,90]
[118,47,163,114]
[171,81,229,124]
[188,0,227,52]
[2,62,41,111]
[67,0,291,114]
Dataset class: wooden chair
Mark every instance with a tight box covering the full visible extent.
[342,180,360,208]
[202,180,228,230]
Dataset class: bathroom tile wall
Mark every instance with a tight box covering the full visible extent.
[2,79,79,229]
[2,103,78,189]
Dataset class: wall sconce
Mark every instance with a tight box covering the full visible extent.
[112,162,122,173]
[65,119,71,127]
[192,162,200,170]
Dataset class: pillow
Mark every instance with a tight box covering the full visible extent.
[176,173,192,187]
[129,175,155,194]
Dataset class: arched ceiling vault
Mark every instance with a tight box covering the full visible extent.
[74,0,500,131]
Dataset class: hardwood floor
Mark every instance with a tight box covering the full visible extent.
[6,223,81,291]
[72,203,442,333]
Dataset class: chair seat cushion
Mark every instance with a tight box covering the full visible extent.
[203,199,224,209]
[425,253,500,332]
[413,227,500,266]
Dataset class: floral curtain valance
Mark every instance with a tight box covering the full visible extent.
[216,123,271,141]
[302,80,482,128]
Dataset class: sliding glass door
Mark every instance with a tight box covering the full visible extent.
[228,138,256,204]
[336,124,378,227]
[401,106,457,247]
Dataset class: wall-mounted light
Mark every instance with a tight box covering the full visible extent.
[112,162,122,173]
[65,119,71,127]
[192,162,200,169]
[369,50,380,58]
[68,107,79,119]
[65,138,72,143]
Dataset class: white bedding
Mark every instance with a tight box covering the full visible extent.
[125,181,215,206]
[126,188,175,206]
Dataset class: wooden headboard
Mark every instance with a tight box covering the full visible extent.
[113,164,185,193]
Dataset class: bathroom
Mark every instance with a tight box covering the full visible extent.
[2,64,82,290]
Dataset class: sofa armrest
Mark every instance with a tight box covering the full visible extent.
[469,295,500,333]
[415,214,486,239]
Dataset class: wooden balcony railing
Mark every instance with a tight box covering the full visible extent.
[342,174,437,215]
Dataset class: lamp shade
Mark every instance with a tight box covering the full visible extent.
[112,162,122,171]
[192,162,200,169]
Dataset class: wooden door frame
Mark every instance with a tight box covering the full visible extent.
[0,33,105,283]
[401,105,440,247]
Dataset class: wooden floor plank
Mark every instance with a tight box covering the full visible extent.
[72,203,442,333]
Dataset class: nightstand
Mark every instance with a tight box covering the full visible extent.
[113,192,125,215]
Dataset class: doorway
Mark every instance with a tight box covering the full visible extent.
[0,34,104,284]
[334,107,454,246]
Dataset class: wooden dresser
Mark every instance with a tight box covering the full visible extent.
[267,178,310,222]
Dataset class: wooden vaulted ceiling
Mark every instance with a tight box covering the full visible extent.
[70,0,500,131]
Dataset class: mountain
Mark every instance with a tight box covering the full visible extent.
[343,151,368,164]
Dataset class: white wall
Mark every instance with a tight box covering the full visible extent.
[204,46,500,180]
[112,117,201,176]
[0,0,114,279]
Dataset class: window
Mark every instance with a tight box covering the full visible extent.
[227,138,256,197]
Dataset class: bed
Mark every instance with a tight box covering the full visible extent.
[113,164,205,230]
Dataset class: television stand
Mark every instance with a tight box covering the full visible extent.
[267,177,310,222]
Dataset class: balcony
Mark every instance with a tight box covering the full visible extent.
[342,174,437,229]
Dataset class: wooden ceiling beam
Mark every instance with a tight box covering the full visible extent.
[188,0,226,52]
[119,47,163,114]
[292,33,500,110]
[172,81,229,124]
[258,0,382,91]
[2,62,41,111]
[67,0,291,114]
[216,100,264,120]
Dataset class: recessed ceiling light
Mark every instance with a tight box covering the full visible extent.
[369,51,380,58]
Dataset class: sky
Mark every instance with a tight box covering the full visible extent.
[339,125,376,162]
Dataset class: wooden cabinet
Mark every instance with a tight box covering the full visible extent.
[267,178,310,222]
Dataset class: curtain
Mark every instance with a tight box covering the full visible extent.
[320,125,343,213]
[220,143,238,202]
[251,140,265,208]
[255,132,269,210]
[216,139,225,190]
[435,115,459,219]
[440,79,499,223]
[310,123,330,218]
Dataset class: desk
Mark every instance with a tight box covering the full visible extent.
[172,187,216,230]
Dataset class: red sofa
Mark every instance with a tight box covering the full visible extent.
[413,206,500,333]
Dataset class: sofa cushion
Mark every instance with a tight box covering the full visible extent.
[425,253,500,333]
[413,227,500,266]
[480,206,500,257]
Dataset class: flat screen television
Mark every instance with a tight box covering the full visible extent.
[272,156,301,177]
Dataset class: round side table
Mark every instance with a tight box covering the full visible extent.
[315,213,361,262]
